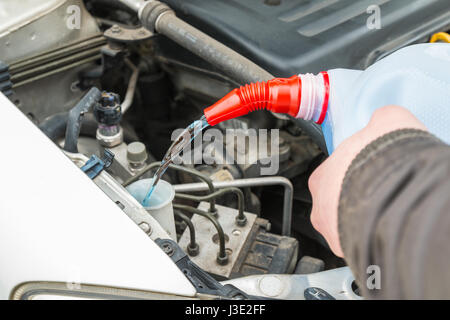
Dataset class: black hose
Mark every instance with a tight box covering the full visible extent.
[174,211,199,256]
[122,162,217,213]
[174,204,228,265]
[39,113,98,143]
[39,112,70,142]
[140,2,271,85]
[176,187,247,226]
[39,112,140,145]
[64,87,102,153]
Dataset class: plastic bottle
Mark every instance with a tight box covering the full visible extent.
[126,179,177,240]
[204,43,450,154]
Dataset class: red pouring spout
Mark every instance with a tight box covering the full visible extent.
[203,72,329,126]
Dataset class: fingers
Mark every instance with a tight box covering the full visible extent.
[308,105,427,259]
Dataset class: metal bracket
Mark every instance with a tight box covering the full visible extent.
[155,239,256,299]
[104,25,154,43]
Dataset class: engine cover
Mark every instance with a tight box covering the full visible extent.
[161,0,450,76]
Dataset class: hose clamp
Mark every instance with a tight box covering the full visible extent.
[139,1,174,32]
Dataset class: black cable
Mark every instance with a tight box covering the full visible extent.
[176,187,247,226]
[174,204,228,265]
[174,211,199,257]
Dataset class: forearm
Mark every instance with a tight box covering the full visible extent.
[338,129,450,299]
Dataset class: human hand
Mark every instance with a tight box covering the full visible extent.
[308,105,428,257]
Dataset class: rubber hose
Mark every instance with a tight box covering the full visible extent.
[64,87,102,153]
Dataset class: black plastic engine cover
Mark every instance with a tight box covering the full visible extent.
[161,0,450,76]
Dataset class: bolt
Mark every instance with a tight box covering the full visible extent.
[216,252,229,265]
[162,243,174,256]
[209,208,218,218]
[187,243,200,257]
[235,215,247,227]
[139,222,151,234]
[111,25,121,34]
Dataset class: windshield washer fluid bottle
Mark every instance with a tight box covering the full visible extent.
[322,43,450,154]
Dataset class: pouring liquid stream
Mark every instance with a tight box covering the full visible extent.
[142,116,210,207]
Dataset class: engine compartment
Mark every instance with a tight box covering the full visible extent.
[1,0,449,300]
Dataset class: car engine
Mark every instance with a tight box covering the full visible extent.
[1,0,449,300]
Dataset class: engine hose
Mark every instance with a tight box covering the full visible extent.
[64,87,102,153]
[39,112,140,145]
[39,113,98,143]
[39,112,72,142]
[115,0,327,153]
[139,1,272,85]
[174,204,228,265]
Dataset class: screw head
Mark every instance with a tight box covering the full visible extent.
[138,222,151,234]
[162,243,174,256]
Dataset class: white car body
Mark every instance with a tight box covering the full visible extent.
[0,93,196,299]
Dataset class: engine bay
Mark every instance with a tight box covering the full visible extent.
[1,0,449,300]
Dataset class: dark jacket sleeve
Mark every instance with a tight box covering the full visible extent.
[338,129,450,299]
